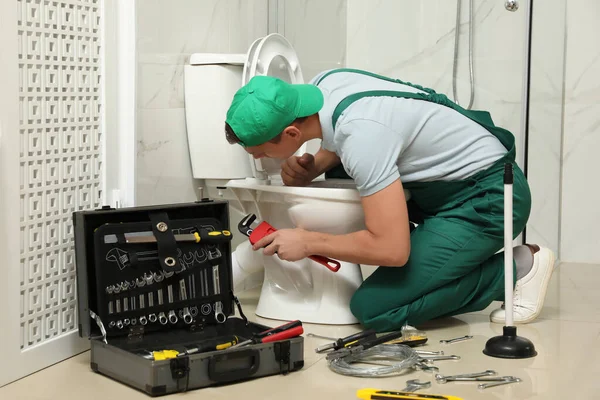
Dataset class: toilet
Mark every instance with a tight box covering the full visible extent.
[183,34,390,325]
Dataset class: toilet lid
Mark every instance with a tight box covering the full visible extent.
[242,34,309,181]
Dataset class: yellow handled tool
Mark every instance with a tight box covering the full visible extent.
[356,389,463,400]
[125,229,232,244]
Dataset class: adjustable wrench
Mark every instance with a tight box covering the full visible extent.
[238,214,341,272]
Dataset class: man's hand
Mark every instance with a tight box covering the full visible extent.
[252,228,312,262]
[281,153,318,187]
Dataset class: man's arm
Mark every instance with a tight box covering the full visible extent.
[306,178,410,266]
[313,147,341,176]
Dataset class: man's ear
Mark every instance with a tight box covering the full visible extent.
[282,125,301,141]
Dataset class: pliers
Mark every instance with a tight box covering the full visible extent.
[238,214,341,272]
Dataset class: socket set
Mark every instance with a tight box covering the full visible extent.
[92,215,233,335]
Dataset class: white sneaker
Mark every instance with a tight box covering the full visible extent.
[490,247,556,324]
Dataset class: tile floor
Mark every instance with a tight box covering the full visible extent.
[1,262,599,400]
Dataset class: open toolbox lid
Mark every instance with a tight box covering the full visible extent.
[73,200,236,340]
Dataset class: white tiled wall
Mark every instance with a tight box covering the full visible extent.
[282,0,347,81]
[525,0,566,255]
[560,0,600,264]
[345,0,528,167]
[135,0,268,206]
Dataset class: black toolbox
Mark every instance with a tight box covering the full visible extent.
[73,200,304,396]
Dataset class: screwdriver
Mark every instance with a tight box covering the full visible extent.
[230,320,304,348]
[315,329,377,353]
[125,228,232,244]
[176,335,241,357]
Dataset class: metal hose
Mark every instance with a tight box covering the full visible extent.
[452,0,475,110]
[327,344,420,377]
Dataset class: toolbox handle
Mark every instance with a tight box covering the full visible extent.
[207,349,260,383]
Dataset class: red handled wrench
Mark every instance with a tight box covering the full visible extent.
[238,214,341,272]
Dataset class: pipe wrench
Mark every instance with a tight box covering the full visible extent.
[238,214,341,272]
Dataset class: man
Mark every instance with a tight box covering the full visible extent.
[223,68,556,332]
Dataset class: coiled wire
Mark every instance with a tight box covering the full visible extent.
[327,344,420,378]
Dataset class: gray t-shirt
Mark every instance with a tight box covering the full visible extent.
[310,70,507,197]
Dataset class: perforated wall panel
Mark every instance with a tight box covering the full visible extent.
[17,0,102,349]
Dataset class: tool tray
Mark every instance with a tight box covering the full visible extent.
[74,200,304,396]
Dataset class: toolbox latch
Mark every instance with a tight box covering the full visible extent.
[170,357,190,380]
[274,340,292,375]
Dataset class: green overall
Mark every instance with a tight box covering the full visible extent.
[315,69,532,332]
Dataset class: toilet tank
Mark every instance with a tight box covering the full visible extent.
[184,54,253,179]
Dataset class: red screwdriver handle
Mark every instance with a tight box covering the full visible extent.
[249,221,341,273]
[261,325,304,344]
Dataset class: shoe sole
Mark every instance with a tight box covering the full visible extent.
[491,248,556,324]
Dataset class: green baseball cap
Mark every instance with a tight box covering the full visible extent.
[225,75,324,147]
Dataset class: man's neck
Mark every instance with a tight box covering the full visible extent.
[303,114,323,142]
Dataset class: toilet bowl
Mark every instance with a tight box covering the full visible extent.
[183,33,408,324]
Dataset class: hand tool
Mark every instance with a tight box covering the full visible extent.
[131,296,136,311]
[325,330,407,360]
[201,303,211,315]
[139,316,148,325]
[131,318,137,326]
[203,269,209,296]
[179,279,193,324]
[122,281,130,291]
[190,306,198,317]
[123,228,232,244]
[116,320,123,329]
[419,355,460,361]
[230,320,304,348]
[199,270,205,297]
[439,376,515,383]
[124,318,130,326]
[149,313,157,323]
[176,335,241,357]
[106,285,114,294]
[158,312,168,325]
[356,388,464,400]
[144,272,154,286]
[148,292,154,308]
[401,380,431,393]
[415,350,444,356]
[151,350,180,361]
[238,213,341,273]
[214,301,226,323]
[478,377,521,389]
[135,277,146,288]
[167,285,178,324]
[123,297,129,312]
[435,370,496,383]
[414,362,439,373]
[153,271,165,283]
[113,284,121,294]
[439,335,472,344]
[315,329,377,353]
[212,265,220,295]
[108,301,114,315]
[109,321,116,328]
[116,299,121,314]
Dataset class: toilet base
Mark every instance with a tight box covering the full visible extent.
[254,257,363,325]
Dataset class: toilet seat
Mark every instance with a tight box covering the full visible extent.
[242,34,316,182]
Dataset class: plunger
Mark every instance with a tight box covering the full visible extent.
[483,162,537,359]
